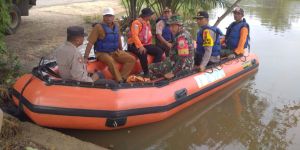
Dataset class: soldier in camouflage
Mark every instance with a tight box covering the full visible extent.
[149,15,194,79]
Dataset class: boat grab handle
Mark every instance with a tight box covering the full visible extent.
[106,117,127,128]
[175,88,187,100]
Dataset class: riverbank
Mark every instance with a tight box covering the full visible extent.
[0,93,105,149]
[1,0,123,149]
[0,111,106,150]
[4,0,124,73]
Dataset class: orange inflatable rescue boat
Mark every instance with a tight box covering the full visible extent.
[11,53,259,130]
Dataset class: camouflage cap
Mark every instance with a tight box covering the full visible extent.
[163,7,171,12]
[167,15,183,25]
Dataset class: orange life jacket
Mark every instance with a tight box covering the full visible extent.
[128,18,152,46]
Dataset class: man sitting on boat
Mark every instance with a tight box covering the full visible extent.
[127,8,164,77]
[194,11,223,72]
[155,7,173,57]
[54,26,104,82]
[83,7,136,83]
[223,7,250,58]
[148,15,194,79]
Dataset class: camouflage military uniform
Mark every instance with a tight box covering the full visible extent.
[149,29,194,79]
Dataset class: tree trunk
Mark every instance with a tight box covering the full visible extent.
[166,0,172,8]
[130,0,137,20]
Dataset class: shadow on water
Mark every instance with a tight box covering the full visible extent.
[59,71,300,149]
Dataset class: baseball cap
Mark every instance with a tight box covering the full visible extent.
[193,11,209,19]
[102,7,115,16]
[140,8,154,17]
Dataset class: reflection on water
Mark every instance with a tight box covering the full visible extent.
[60,0,300,149]
[245,0,300,32]
[62,74,300,149]
[62,75,256,149]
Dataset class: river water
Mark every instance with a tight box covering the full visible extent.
[62,0,300,149]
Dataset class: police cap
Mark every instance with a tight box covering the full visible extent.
[67,26,87,37]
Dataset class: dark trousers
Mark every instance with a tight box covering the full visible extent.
[194,52,218,67]
[156,42,170,57]
[194,52,203,66]
[128,44,163,74]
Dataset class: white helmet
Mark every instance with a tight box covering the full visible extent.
[102,7,115,16]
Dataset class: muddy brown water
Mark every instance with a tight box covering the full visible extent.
[59,0,300,149]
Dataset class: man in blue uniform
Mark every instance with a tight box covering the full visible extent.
[194,11,223,72]
[155,7,173,56]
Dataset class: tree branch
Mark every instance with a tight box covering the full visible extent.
[213,0,242,27]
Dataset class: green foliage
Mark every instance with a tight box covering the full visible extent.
[121,0,145,21]
[0,0,11,53]
[83,14,102,24]
[149,0,231,17]
[0,0,21,87]
[0,0,11,31]
[121,0,230,20]
[0,53,20,85]
[119,0,231,36]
